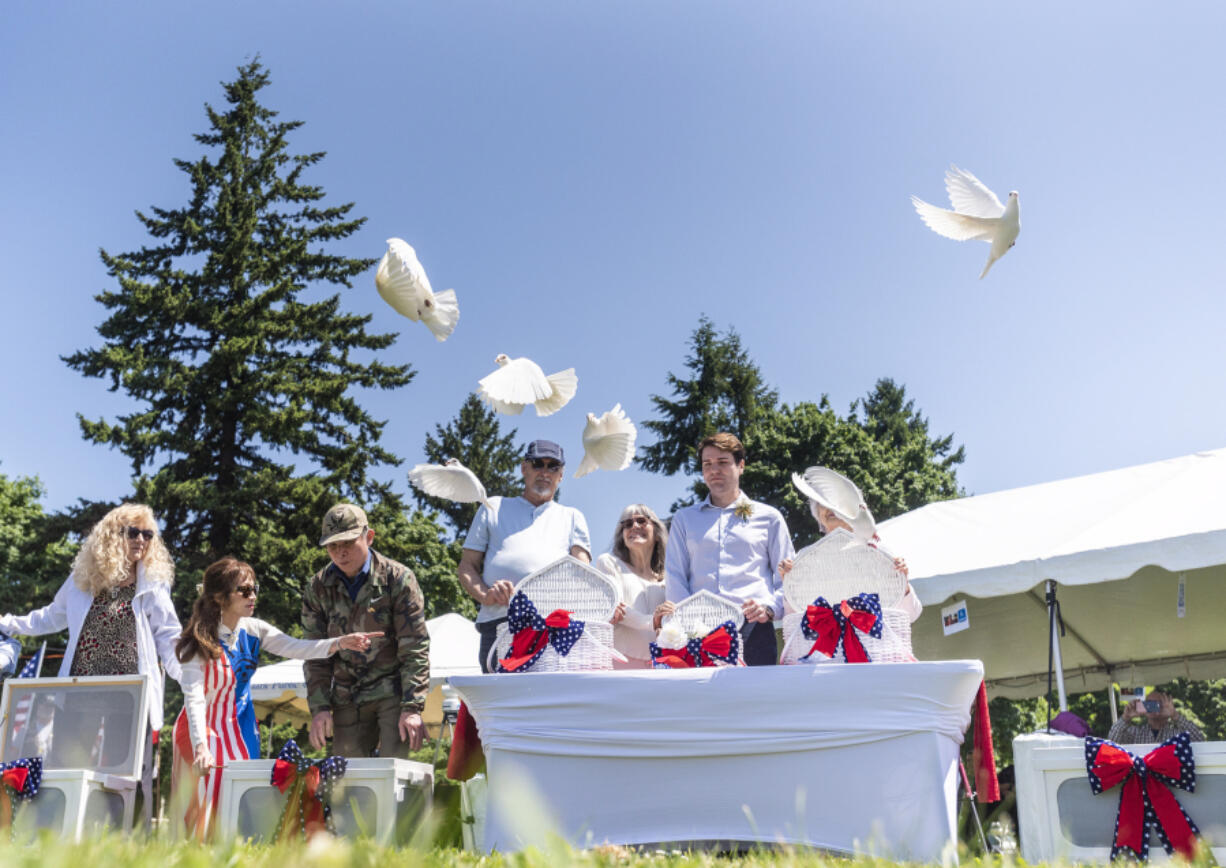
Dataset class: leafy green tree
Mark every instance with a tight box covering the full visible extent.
[640,317,965,540]
[61,59,426,628]
[0,471,79,623]
[413,394,523,540]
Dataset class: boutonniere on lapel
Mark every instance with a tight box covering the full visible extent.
[733,501,753,523]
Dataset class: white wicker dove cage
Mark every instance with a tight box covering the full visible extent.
[491,556,621,672]
[778,529,914,665]
[659,589,746,666]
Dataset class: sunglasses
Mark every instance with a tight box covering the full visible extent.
[620,516,650,530]
[233,584,260,599]
[528,458,563,472]
[125,526,155,541]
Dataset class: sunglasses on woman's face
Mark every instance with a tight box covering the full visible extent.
[125,526,155,541]
[620,516,650,530]
[233,584,260,599]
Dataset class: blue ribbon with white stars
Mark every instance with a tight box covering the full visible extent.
[496,592,586,673]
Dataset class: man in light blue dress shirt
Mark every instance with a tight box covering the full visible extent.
[664,432,794,666]
[457,440,592,671]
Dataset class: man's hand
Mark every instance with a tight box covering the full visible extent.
[399,711,426,751]
[309,710,333,750]
[192,744,215,773]
[610,602,627,625]
[483,580,514,607]
[741,599,774,623]
[652,601,675,631]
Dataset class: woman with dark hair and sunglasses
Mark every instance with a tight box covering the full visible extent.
[170,556,379,840]
[594,504,673,669]
[0,503,182,765]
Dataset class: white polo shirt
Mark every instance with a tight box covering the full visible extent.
[463,495,592,623]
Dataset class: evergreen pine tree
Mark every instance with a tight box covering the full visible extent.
[414,394,524,539]
[63,60,422,625]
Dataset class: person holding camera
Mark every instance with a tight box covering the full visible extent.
[1106,690,1204,744]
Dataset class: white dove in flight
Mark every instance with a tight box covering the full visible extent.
[477,354,578,417]
[374,238,460,340]
[408,459,490,509]
[912,166,1020,279]
[573,404,637,478]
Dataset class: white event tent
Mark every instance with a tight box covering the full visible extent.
[249,612,480,726]
[876,448,1226,700]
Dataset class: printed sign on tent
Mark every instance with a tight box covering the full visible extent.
[941,600,969,636]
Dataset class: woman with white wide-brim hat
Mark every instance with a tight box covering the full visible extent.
[785,466,922,622]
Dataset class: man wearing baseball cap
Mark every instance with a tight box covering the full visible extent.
[302,503,430,757]
[457,440,592,670]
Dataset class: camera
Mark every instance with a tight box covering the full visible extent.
[1143,700,1161,713]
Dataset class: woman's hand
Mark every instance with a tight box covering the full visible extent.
[894,557,908,577]
[652,601,675,631]
[778,558,794,578]
[610,602,627,625]
[192,744,215,773]
[336,631,383,653]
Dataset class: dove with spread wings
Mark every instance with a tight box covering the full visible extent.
[374,238,460,340]
[477,354,577,417]
[573,404,637,478]
[408,459,490,510]
[912,166,1020,279]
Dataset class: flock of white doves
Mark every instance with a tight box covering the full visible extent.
[380,165,1020,509]
[374,237,637,509]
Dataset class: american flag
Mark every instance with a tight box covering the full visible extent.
[8,642,47,750]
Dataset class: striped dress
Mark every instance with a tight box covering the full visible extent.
[171,618,334,840]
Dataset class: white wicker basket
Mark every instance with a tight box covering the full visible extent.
[783,529,906,612]
[778,607,913,664]
[779,529,913,665]
[658,590,745,666]
[491,556,621,673]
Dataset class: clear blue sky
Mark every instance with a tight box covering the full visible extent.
[3,3,1225,560]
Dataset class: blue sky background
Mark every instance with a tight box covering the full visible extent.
[3,3,1225,559]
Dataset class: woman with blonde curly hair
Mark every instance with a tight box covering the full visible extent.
[0,503,182,765]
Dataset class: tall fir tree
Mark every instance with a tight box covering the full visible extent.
[638,316,778,508]
[62,60,442,626]
[413,394,524,540]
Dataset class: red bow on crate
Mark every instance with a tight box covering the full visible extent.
[799,593,883,662]
[270,739,347,842]
[0,757,41,832]
[496,592,586,673]
[1084,733,1200,862]
[649,621,741,668]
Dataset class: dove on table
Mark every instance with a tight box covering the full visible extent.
[408,459,490,509]
[911,166,1020,279]
[374,238,460,340]
[573,404,637,478]
[477,354,577,417]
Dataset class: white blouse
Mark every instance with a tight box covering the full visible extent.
[180,617,335,749]
[594,553,667,660]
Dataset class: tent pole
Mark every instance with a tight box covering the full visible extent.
[1108,684,1118,723]
[1046,580,1069,711]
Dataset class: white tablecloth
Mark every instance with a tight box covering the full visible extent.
[450,660,983,858]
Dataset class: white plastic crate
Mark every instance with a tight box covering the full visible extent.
[1014,732,1226,863]
[10,769,137,840]
[459,773,487,852]
[217,756,433,843]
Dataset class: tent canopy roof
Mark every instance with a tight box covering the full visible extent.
[878,447,1226,604]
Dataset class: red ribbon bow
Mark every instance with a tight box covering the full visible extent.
[1086,734,1199,861]
[651,623,739,668]
[802,598,879,663]
[1,767,28,793]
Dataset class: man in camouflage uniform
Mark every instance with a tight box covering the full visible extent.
[304,503,430,758]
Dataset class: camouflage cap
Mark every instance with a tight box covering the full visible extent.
[319,503,369,546]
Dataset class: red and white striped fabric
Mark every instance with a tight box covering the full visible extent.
[171,652,248,840]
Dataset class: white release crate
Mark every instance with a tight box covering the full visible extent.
[0,674,150,840]
[459,773,487,852]
[1014,732,1226,863]
[217,756,433,843]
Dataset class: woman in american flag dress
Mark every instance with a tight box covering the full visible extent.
[171,557,380,840]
